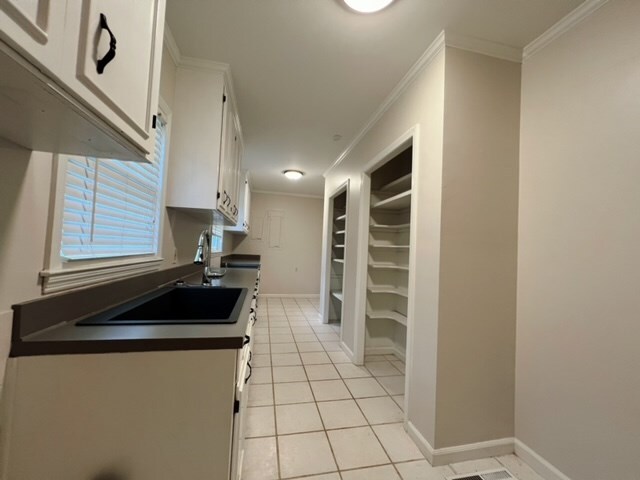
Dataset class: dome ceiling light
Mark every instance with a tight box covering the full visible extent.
[283,170,304,180]
[343,0,395,14]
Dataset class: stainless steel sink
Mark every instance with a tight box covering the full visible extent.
[76,286,248,326]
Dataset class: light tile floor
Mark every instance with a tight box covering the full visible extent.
[243,296,545,480]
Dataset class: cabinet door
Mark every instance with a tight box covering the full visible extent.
[218,91,238,221]
[244,175,251,232]
[0,0,66,76]
[63,0,165,154]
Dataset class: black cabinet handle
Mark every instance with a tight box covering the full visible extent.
[244,362,252,384]
[243,335,250,346]
[96,14,117,74]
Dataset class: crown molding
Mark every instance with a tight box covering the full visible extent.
[446,31,522,63]
[252,189,324,199]
[179,56,230,74]
[523,0,610,61]
[323,30,445,177]
[163,24,181,66]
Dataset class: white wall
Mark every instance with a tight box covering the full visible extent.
[324,48,446,447]
[323,42,521,453]
[516,1,640,478]
[233,192,323,295]
[436,47,520,447]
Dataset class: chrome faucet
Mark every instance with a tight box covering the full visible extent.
[194,227,213,285]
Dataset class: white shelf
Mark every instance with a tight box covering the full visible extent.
[333,258,345,264]
[331,291,344,302]
[335,214,346,221]
[368,262,408,271]
[369,244,409,249]
[371,190,411,210]
[369,223,410,232]
[378,173,412,193]
[367,286,408,297]
[366,309,407,326]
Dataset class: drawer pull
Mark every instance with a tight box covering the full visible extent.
[96,14,117,74]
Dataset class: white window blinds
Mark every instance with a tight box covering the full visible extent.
[211,223,223,254]
[60,117,167,260]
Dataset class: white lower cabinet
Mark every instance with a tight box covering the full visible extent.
[0,277,261,480]
[0,350,238,480]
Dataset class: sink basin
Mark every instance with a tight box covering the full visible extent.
[76,286,248,326]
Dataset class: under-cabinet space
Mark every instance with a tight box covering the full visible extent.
[0,0,166,160]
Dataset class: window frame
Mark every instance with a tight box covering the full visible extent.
[40,99,172,294]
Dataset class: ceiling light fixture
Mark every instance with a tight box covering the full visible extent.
[283,170,304,180]
[343,0,394,13]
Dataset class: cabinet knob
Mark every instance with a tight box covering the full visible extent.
[96,14,117,74]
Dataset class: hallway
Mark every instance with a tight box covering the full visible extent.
[242,297,543,480]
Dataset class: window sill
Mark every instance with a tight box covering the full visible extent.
[40,258,164,295]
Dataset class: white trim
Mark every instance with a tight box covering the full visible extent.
[340,341,355,362]
[260,294,320,299]
[445,31,522,63]
[514,439,572,480]
[523,0,609,61]
[178,56,230,74]
[432,437,514,466]
[406,422,515,467]
[323,31,445,176]
[354,126,418,367]
[321,180,349,327]
[40,259,163,294]
[252,190,323,199]
[353,172,370,365]
[406,421,436,464]
[163,24,181,66]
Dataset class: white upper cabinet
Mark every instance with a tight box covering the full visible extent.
[0,0,66,74]
[165,64,244,225]
[218,91,240,222]
[0,0,166,161]
[226,170,252,235]
[62,0,165,156]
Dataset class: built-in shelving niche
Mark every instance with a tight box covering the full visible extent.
[328,189,348,325]
[365,146,412,361]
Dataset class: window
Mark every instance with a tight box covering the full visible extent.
[211,222,223,254]
[60,117,167,260]
[41,108,170,294]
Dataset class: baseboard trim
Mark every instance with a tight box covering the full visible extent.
[406,421,435,464]
[406,422,515,467]
[261,294,320,299]
[433,437,514,466]
[514,439,572,480]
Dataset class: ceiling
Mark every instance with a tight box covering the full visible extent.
[166,0,585,197]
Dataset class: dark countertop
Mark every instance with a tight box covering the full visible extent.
[10,268,260,357]
[221,254,261,268]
